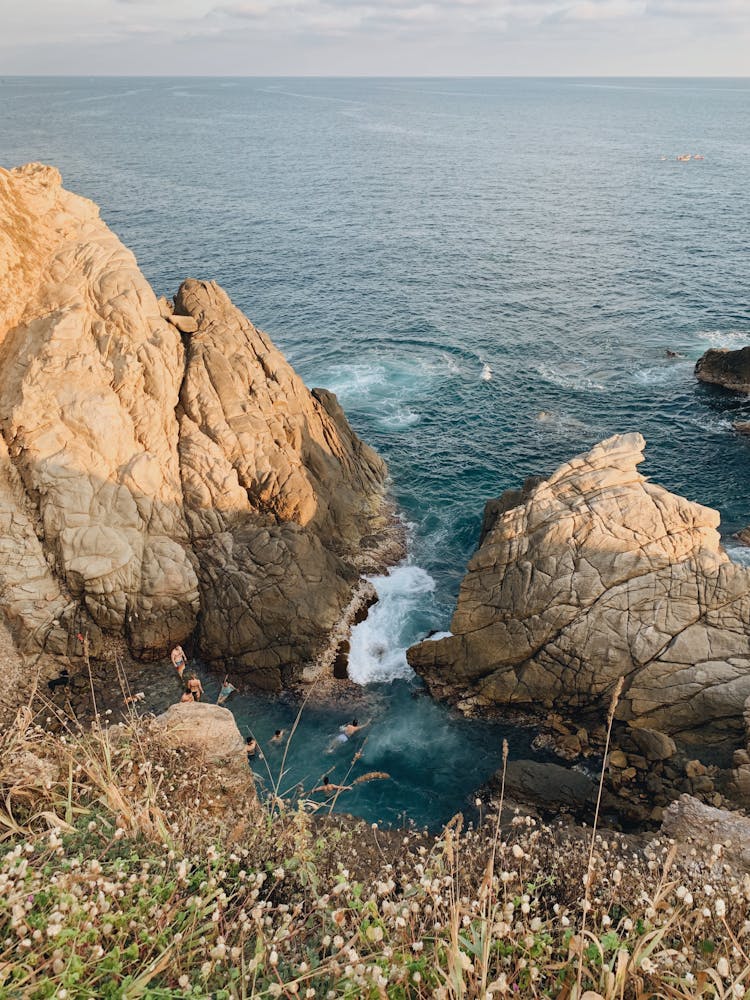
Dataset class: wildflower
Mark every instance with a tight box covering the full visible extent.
[178,975,189,988]
[717,957,730,979]
[715,899,727,918]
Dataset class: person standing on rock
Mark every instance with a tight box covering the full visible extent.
[186,674,203,700]
[171,645,188,679]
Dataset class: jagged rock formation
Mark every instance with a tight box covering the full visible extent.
[0,163,396,691]
[695,346,750,393]
[407,433,750,739]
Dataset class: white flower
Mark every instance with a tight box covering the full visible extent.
[715,899,727,918]
[717,956,730,979]
[178,975,189,988]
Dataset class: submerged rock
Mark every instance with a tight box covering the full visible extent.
[695,346,750,393]
[407,433,750,740]
[0,164,397,691]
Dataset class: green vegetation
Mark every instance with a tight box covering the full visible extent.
[1,707,749,999]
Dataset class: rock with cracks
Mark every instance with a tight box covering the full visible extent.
[407,433,750,740]
[0,163,396,692]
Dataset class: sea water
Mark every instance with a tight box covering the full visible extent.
[2,77,750,825]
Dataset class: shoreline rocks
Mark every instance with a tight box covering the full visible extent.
[695,345,750,393]
[0,163,400,699]
[407,433,750,743]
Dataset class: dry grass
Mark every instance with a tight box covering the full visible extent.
[1,702,750,998]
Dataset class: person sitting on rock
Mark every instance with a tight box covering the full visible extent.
[186,674,203,701]
[171,645,187,679]
[180,688,195,703]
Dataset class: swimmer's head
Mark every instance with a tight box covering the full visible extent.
[351,718,358,727]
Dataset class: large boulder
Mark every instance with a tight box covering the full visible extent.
[695,346,750,393]
[661,794,750,874]
[154,701,256,808]
[407,433,750,740]
[0,164,397,690]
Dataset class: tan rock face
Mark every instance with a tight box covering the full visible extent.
[407,433,750,738]
[0,164,394,686]
[154,701,256,805]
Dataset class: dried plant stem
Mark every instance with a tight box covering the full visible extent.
[575,675,624,999]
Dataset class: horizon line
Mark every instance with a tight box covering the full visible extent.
[2,73,750,80]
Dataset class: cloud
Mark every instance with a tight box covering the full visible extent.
[562,0,646,20]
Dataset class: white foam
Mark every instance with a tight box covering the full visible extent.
[347,565,436,685]
[697,329,750,350]
[632,365,680,386]
[424,630,452,641]
[725,543,750,567]
[534,363,606,393]
[480,363,493,382]
[377,406,420,429]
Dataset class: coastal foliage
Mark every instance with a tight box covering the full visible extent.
[1,710,749,999]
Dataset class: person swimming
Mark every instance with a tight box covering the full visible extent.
[217,675,237,705]
[328,718,369,751]
[312,775,352,796]
[270,729,285,744]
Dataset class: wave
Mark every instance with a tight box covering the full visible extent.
[696,329,750,350]
[347,565,436,685]
[631,364,688,386]
[480,363,493,382]
[724,542,750,567]
[376,406,420,430]
[533,363,607,393]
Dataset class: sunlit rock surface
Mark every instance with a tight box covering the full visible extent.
[408,433,750,738]
[0,163,395,691]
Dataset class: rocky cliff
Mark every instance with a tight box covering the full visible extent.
[0,163,397,695]
[407,433,750,739]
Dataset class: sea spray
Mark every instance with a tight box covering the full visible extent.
[347,564,436,684]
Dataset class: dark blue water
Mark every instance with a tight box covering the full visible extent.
[3,77,750,825]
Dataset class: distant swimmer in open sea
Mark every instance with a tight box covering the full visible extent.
[171,645,187,679]
[186,674,203,701]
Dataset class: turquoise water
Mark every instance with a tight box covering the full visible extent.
[3,77,750,824]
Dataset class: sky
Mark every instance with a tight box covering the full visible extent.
[1,0,749,76]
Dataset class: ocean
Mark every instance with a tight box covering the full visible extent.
[2,76,749,825]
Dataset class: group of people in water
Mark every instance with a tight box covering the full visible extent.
[170,645,370,799]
